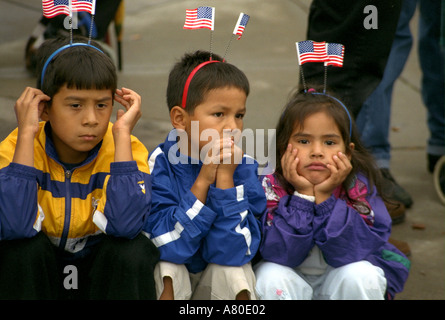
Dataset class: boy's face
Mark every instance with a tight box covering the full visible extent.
[183,86,247,157]
[44,85,113,164]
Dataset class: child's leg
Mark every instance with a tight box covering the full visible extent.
[88,233,160,299]
[154,261,192,300]
[0,232,59,299]
[254,260,312,300]
[192,263,257,300]
[315,261,387,300]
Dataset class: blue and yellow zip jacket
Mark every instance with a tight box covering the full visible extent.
[0,122,151,256]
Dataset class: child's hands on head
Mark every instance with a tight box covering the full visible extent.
[14,87,51,136]
[281,145,352,203]
[113,88,142,135]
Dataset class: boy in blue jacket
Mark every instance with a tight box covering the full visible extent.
[0,37,159,299]
[143,51,266,300]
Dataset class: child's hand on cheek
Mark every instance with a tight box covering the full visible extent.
[314,151,352,203]
[281,144,314,196]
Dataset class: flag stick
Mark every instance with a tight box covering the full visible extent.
[323,65,327,93]
[223,34,235,61]
[88,0,97,44]
[69,0,73,44]
[209,30,214,60]
[88,14,95,44]
[300,66,307,93]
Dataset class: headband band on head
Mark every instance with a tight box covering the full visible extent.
[40,43,104,86]
[181,59,221,109]
[308,90,352,138]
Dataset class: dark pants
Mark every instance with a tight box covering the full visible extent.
[0,232,159,300]
[301,0,402,118]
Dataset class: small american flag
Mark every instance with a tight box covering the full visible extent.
[42,0,71,18]
[325,42,345,67]
[184,6,215,31]
[72,0,96,15]
[233,13,250,40]
[296,40,328,65]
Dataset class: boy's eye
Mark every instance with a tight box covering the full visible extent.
[213,112,223,117]
[70,104,81,109]
[97,104,108,109]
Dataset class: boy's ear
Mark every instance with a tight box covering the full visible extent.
[40,101,50,121]
[170,106,187,130]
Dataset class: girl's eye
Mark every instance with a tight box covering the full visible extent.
[298,139,309,144]
[325,140,336,146]
[236,113,245,119]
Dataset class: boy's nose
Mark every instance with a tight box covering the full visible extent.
[224,117,238,131]
[82,107,99,126]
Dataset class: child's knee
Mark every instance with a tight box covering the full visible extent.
[254,261,312,300]
[324,261,387,299]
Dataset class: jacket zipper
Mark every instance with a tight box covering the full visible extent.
[59,169,72,250]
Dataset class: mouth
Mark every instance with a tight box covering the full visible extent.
[306,162,327,171]
[79,135,97,141]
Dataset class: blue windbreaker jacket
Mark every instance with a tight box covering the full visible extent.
[143,130,266,273]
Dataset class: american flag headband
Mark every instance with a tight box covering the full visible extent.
[40,43,104,86]
[295,40,351,137]
[181,59,222,109]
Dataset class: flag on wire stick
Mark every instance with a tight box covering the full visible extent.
[42,0,71,18]
[296,40,328,65]
[72,0,96,14]
[233,13,250,40]
[325,42,345,67]
[184,6,215,30]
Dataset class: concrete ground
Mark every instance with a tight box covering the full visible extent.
[0,0,443,300]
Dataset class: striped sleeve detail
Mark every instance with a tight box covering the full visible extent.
[148,199,204,248]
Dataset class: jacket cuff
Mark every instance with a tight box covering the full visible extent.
[110,161,138,174]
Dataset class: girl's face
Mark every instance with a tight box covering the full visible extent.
[287,111,354,185]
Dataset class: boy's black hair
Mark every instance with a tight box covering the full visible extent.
[166,50,250,113]
[36,36,117,100]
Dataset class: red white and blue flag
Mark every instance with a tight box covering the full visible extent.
[325,42,345,67]
[42,0,71,18]
[184,6,215,31]
[296,40,328,65]
[72,0,96,15]
[233,13,250,40]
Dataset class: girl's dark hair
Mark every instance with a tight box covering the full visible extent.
[166,50,250,113]
[275,88,384,202]
[36,36,117,100]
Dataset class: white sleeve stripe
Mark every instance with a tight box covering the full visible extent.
[33,204,45,232]
[150,221,184,247]
[186,199,204,220]
[92,210,108,234]
[235,210,252,255]
[148,147,163,173]
[236,185,244,202]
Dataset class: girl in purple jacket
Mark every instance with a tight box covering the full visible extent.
[255,89,410,300]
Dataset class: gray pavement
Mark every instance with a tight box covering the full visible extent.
[0,0,443,300]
